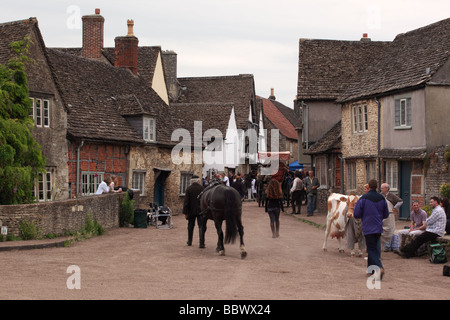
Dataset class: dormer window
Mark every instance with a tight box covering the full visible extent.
[143,117,156,142]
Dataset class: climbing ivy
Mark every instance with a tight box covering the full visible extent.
[0,37,46,204]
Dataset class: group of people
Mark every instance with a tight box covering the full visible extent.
[95,175,123,194]
[352,179,447,280]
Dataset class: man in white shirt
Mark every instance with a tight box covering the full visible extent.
[95,176,111,194]
[399,196,446,258]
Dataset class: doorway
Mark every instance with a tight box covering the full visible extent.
[153,169,171,206]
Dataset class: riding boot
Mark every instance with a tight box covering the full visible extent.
[290,204,296,215]
[297,204,301,215]
[187,228,193,246]
[275,221,280,238]
[270,222,276,238]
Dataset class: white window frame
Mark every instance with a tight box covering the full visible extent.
[315,155,328,188]
[385,161,399,191]
[394,97,412,129]
[33,168,54,201]
[81,172,104,196]
[30,98,50,128]
[365,160,376,181]
[132,170,146,196]
[352,104,368,133]
[347,162,356,190]
[180,172,193,196]
[143,117,156,142]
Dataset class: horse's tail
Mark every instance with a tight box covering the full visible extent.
[224,189,238,244]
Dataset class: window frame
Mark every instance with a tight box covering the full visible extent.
[81,172,104,196]
[352,104,368,134]
[32,168,54,201]
[394,96,412,129]
[30,97,51,128]
[132,170,146,196]
[385,160,399,191]
[347,162,357,190]
[179,172,193,196]
[143,117,156,142]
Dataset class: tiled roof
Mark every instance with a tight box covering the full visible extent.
[176,75,256,130]
[304,120,341,155]
[47,48,173,145]
[297,38,389,100]
[0,18,34,62]
[260,97,298,140]
[338,18,450,102]
[54,46,162,88]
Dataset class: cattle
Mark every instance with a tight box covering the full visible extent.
[322,193,360,252]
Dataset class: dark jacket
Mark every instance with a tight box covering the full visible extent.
[353,189,389,235]
[231,179,245,198]
[182,182,204,218]
[265,198,284,212]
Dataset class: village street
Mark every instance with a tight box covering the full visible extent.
[1,201,449,301]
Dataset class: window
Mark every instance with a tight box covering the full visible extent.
[315,155,327,187]
[394,97,412,128]
[32,168,54,201]
[385,161,398,191]
[352,104,368,133]
[347,162,356,190]
[365,161,376,181]
[81,172,104,195]
[132,171,146,196]
[30,98,50,128]
[143,117,156,142]
[180,172,193,195]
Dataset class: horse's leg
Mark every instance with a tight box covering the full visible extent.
[215,218,225,256]
[199,215,207,248]
[237,216,247,259]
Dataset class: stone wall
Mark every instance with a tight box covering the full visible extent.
[425,145,450,201]
[0,193,133,237]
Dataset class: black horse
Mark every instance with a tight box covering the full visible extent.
[199,183,247,259]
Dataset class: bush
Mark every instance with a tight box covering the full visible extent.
[440,183,450,200]
[19,219,42,240]
[119,190,134,227]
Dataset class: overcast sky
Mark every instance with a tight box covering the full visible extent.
[2,0,449,107]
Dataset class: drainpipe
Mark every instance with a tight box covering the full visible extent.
[76,140,85,198]
[375,97,381,190]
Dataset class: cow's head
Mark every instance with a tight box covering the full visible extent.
[345,195,360,218]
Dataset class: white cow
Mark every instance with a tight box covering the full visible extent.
[322,193,360,252]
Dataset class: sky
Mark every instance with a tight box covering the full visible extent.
[2,0,449,107]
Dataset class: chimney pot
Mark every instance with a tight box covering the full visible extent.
[127,19,134,36]
[114,19,139,75]
[269,88,276,100]
[95,8,100,14]
[360,33,371,42]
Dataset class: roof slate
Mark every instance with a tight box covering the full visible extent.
[338,18,450,102]
[47,48,173,145]
[297,38,389,100]
[304,120,341,155]
[176,75,256,131]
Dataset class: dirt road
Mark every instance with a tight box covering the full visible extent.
[1,201,449,300]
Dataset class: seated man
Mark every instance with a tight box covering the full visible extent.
[396,200,427,250]
[399,197,446,258]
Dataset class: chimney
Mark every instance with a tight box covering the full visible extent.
[114,19,139,75]
[82,8,104,59]
[360,33,371,42]
[269,88,276,100]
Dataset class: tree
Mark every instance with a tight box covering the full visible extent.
[0,37,46,204]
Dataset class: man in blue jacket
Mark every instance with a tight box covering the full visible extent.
[353,179,389,279]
